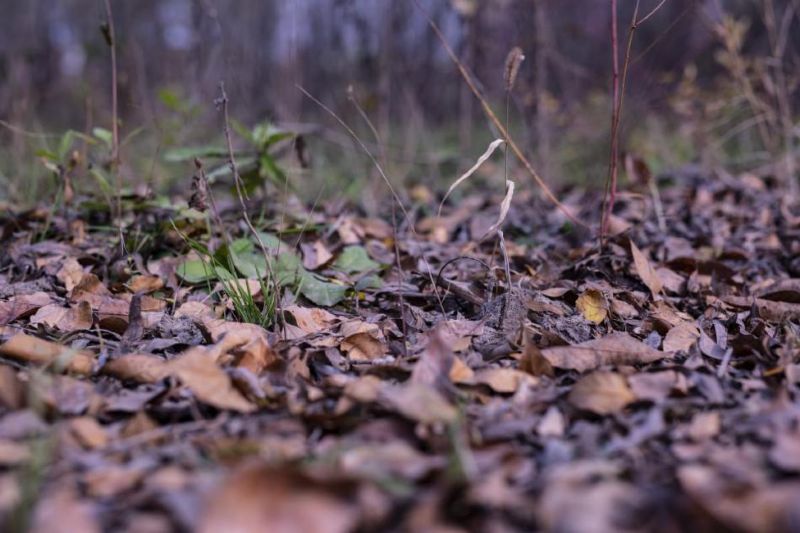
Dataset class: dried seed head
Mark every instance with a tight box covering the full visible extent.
[189,174,209,212]
[503,46,525,92]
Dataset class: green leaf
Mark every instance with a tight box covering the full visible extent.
[333,246,380,274]
[355,274,383,291]
[57,131,75,161]
[163,145,229,163]
[176,259,233,284]
[299,273,347,306]
[92,127,113,148]
[275,252,303,286]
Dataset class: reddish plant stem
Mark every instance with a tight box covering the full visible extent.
[601,0,621,241]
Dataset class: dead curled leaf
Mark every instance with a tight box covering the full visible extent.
[541,332,669,372]
[631,240,663,298]
[0,291,52,325]
[474,367,538,394]
[663,321,700,352]
[0,333,94,374]
[176,301,277,373]
[568,371,636,415]
[169,348,255,413]
[30,302,93,332]
[339,320,386,361]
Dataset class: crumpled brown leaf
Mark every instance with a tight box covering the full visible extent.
[0,333,94,374]
[169,347,255,413]
[568,371,636,415]
[631,240,663,298]
[30,301,93,332]
[541,332,668,372]
[0,291,52,325]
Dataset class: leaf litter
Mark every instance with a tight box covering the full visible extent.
[0,166,798,531]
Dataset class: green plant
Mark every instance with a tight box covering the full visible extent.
[163,119,294,196]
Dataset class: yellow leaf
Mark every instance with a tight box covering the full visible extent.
[576,289,607,324]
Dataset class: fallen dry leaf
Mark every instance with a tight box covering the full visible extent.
[199,465,357,533]
[631,240,663,298]
[541,332,668,372]
[568,371,636,415]
[0,333,94,374]
[474,367,538,394]
[339,320,386,361]
[576,289,607,324]
[0,291,52,325]
[30,302,93,332]
[663,321,700,352]
[169,348,255,413]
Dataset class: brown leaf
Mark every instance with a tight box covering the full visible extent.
[721,295,800,321]
[285,305,338,335]
[568,371,635,415]
[103,354,170,383]
[68,417,109,449]
[520,333,554,377]
[379,383,458,424]
[411,326,454,390]
[0,333,94,374]
[339,320,386,361]
[29,302,93,332]
[178,302,277,372]
[169,348,255,413]
[0,291,52,325]
[56,258,85,292]
[199,465,357,533]
[300,240,334,270]
[474,367,538,394]
[631,240,663,298]
[541,332,667,372]
[127,274,164,294]
[663,321,700,352]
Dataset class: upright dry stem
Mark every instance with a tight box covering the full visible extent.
[412,0,585,228]
[217,82,283,331]
[102,0,123,253]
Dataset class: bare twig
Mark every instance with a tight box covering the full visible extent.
[102,0,123,254]
[601,0,669,241]
[216,82,283,332]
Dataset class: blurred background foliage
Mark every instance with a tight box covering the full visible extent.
[0,0,798,207]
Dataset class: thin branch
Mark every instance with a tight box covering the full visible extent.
[216,82,283,332]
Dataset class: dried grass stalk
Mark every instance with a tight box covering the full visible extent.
[503,47,525,92]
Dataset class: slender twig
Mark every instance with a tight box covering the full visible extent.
[347,91,409,356]
[217,82,284,332]
[102,0,123,254]
[411,0,585,228]
[601,0,668,241]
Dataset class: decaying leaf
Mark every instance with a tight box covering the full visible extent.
[169,348,255,413]
[631,240,663,298]
[568,371,636,415]
[30,302,93,332]
[541,332,668,372]
[663,321,700,352]
[0,333,94,374]
[339,320,386,361]
[199,465,357,533]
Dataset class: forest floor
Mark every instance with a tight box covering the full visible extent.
[0,164,799,532]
